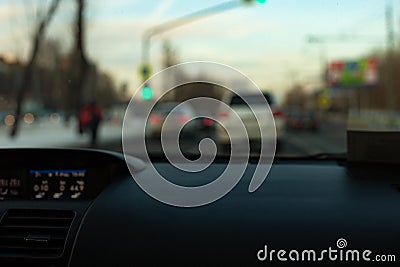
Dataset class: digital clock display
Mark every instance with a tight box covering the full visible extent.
[30,169,87,200]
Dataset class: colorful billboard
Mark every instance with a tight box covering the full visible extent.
[327,57,379,89]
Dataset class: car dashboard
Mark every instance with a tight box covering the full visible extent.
[0,149,399,266]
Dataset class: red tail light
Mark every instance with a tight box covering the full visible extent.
[272,110,283,117]
[273,109,288,121]
[202,117,214,127]
[149,114,162,125]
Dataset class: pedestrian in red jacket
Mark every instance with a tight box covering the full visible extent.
[78,102,103,146]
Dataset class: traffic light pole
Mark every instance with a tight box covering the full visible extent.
[140,0,245,74]
[139,0,265,101]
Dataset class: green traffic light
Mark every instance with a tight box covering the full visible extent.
[241,0,267,4]
[141,86,153,100]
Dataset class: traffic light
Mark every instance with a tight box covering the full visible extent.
[141,84,153,100]
[138,63,152,81]
[241,0,267,4]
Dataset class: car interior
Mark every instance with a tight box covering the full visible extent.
[0,0,399,266]
[0,146,399,266]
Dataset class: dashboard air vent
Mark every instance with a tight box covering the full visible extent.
[0,209,75,259]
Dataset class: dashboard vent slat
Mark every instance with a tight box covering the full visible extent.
[0,209,74,259]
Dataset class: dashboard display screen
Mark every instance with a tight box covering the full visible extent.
[0,172,23,200]
[30,169,87,200]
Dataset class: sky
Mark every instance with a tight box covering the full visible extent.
[0,0,397,102]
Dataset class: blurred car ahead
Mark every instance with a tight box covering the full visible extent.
[216,92,285,151]
[286,109,320,131]
[145,101,215,140]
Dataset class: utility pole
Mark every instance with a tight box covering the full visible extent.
[385,1,396,111]
[386,2,395,50]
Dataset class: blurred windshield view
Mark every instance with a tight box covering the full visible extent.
[0,0,398,158]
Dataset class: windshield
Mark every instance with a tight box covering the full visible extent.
[0,0,396,159]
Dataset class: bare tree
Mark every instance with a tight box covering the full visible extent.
[10,0,61,137]
[65,0,89,122]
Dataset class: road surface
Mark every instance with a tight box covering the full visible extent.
[99,114,347,158]
[0,113,347,158]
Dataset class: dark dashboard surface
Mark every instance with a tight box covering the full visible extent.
[0,149,399,266]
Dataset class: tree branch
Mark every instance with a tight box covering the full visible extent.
[10,0,61,137]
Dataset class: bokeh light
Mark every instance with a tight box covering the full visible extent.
[23,113,35,124]
[4,115,15,126]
